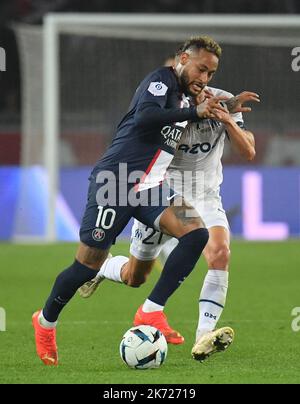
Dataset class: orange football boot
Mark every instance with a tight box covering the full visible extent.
[32,310,58,366]
[133,305,184,345]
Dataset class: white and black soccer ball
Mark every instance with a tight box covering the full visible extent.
[120,325,168,370]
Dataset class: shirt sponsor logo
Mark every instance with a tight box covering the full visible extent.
[161,125,183,149]
[178,142,213,154]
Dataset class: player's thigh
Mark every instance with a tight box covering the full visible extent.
[203,226,231,270]
[134,183,204,238]
[79,176,133,268]
[159,197,205,238]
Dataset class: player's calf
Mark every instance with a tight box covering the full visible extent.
[79,255,155,298]
[78,253,114,298]
[144,227,209,316]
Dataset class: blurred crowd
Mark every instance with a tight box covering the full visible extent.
[0,0,300,165]
[0,0,300,119]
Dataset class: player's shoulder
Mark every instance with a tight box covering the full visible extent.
[149,66,175,78]
[206,86,234,99]
[145,66,177,87]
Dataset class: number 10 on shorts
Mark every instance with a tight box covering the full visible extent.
[95,206,116,230]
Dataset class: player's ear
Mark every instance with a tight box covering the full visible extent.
[179,52,190,65]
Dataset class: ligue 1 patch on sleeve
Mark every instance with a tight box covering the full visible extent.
[148,82,168,96]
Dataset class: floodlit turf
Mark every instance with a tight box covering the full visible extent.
[0,241,300,384]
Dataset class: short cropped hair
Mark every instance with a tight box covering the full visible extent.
[176,36,222,59]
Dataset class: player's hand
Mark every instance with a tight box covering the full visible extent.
[209,108,232,124]
[225,91,260,114]
[194,88,214,105]
[203,88,214,99]
[196,96,230,119]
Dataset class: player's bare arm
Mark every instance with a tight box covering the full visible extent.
[212,108,256,161]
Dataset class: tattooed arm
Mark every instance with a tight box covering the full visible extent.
[209,104,256,161]
[225,91,260,114]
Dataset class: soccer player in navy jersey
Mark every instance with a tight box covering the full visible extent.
[32,36,232,365]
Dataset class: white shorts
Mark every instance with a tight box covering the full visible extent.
[130,198,229,261]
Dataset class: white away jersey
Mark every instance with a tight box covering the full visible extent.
[167,87,244,203]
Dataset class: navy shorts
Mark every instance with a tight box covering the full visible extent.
[80,176,177,249]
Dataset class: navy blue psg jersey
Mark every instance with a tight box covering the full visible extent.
[92,67,199,191]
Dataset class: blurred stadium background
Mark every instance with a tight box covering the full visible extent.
[0,0,300,242]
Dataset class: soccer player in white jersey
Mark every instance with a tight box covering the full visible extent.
[135,87,259,361]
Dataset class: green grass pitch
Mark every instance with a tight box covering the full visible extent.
[0,241,300,384]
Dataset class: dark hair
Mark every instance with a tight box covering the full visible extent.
[176,36,222,59]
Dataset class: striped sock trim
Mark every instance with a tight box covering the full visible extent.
[199,299,224,309]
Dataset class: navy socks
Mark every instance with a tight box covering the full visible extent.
[43,260,97,322]
[42,228,209,321]
[148,228,209,306]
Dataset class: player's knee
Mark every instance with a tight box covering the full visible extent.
[126,273,148,288]
[76,243,108,270]
[126,280,143,288]
[189,216,205,230]
[208,245,231,269]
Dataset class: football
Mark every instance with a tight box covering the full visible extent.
[119,325,168,370]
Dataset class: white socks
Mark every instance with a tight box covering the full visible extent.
[158,238,178,266]
[96,256,129,283]
[142,299,164,313]
[97,256,164,312]
[197,270,229,340]
[39,310,57,329]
